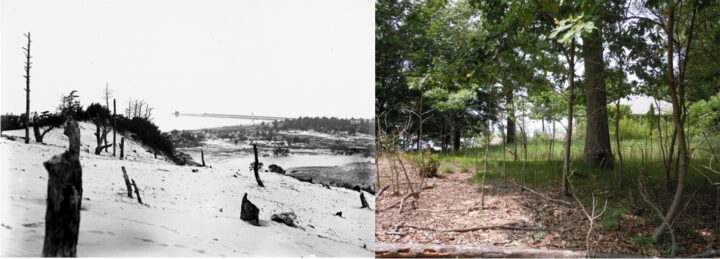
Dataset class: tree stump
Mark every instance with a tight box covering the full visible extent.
[241,193,260,226]
[131,179,142,204]
[42,119,82,257]
[360,192,370,209]
[121,166,133,198]
[253,144,264,187]
[270,212,297,227]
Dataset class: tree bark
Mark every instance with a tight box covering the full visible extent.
[253,144,264,187]
[42,118,82,257]
[582,28,614,169]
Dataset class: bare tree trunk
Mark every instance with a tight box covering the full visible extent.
[42,119,82,257]
[113,99,117,157]
[23,32,31,145]
[562,40,577,196]
[417,88,423,152]
[481,90,492,207]
[653,6,690,240]
[253,144,264,187]
[616,60,624,188]
[121,166,133,198]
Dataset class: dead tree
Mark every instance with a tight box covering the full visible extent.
[88,103,112,155]
[23,32,32,144]
[131,179,142,204]
[201,149,206,167]
[252,144,264,187]
[121,166,132,198]
[42,119,82,257]
[112,99,117,156]
[32,113,58,143]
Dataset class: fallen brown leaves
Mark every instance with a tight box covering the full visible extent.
[375,157,719,257]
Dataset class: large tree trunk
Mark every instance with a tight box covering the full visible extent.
[453,126,461,152]
[42,119,82,257]
[113,99,117,157]
[582,28,614,169]
[505,90,516,145]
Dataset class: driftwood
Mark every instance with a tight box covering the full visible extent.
[42,119,82,257]
[375,243,646,258]
[252,144,264,187]
[401,223,544,233]
[121,166,133,198]
[131,179,142,204]
[522,186,572,206]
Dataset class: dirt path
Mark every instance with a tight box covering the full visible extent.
[374,156,712,256]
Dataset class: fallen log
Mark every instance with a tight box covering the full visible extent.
[689,249,720,258]
[401,223,544,233]
[375,243,647,258]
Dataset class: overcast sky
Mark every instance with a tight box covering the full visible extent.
[1,0,374,124]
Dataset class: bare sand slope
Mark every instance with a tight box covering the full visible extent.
[0,125,374,257]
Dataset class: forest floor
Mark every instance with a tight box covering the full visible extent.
[374,156,719,257]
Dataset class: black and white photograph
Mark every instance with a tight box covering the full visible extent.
[0,0,375,257]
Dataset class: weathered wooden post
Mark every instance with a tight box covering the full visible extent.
[360,192,369,209]
[121,166,132,198]
[253,144,264,187]
[112,99,116,156]
[201,149,206,167]
[42,119,82,257]
[119,137,125,160]
[131,179,142,204]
